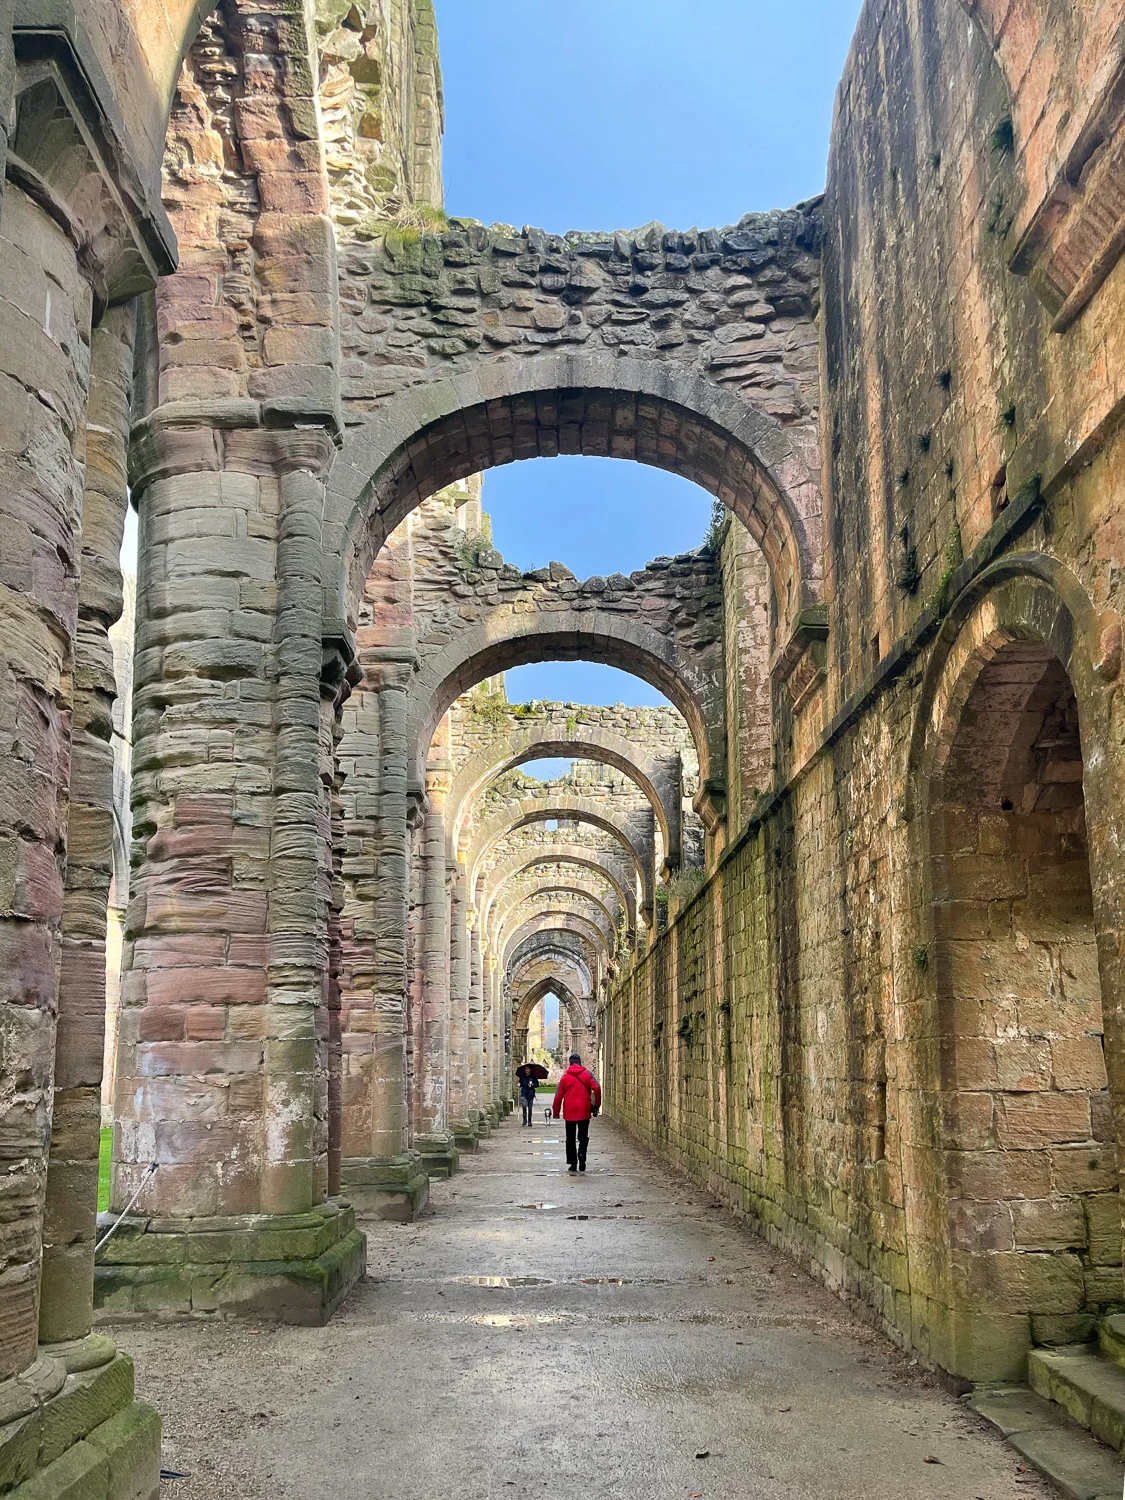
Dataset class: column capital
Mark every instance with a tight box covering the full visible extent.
[129,415,338,501]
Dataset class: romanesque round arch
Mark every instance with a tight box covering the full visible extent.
[907,555,1098,813]
[507,930,595,990]
[501,911,611,972]
[479,850,637,935]
[449,724,683,868]
[467,796,654,909]
[406,605,720,797]
[323,352,823,643]
[902,560,1124,1381]
[493,885,619,957]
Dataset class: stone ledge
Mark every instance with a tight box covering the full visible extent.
[967,1383,1124,1500]
[0,1337,159,1499]
[94,1201,365,1326]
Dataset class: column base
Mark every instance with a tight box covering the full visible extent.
[339,1153,430,1222]
[0,1335,160,1499]
[450,1119,479,1154]
[413,1133,459,1179]
[93,1199,366,1326]
[473,1110,492,1140]
[484,1102,502,1128]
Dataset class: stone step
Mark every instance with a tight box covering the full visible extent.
[968,1384,1125,1500]
[1029,1344,1125,1453]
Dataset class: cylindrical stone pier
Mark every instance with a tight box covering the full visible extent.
[413,775,457,1175]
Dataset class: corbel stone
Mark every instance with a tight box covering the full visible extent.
[771,602,829,714]
[321,623,359,704]
[692,778,727,833]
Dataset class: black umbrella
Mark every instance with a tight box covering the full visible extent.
[517,1063,550,1080]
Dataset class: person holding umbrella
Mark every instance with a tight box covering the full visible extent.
[515,1062,548,1126]
[552,1054,602,1172]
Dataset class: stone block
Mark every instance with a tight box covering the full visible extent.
[997,1094,1092,1150]
[1086,1194,1124,1267]
[86,1403,161,1500]
[94,1204,365,1326]
[1013,1199,1087,1252]
[945,1306,1030,1383]
[38,1358,135,1469]
[7,1439,109,1499]
[1051,1038,1109,1091]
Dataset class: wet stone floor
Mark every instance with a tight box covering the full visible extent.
[122,1117,1055,1499]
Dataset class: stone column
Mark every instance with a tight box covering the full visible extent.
[481,947,496,1119]
[38,306,134,1345]
[468,918,490,1133]
[0,170,94,1391]
[447,861,476,1150]
[336,671,429,1219]
[413,774,458,1175]
[502,976,515,1108]
[0,60,169,1482]
[98,430,365,1323]
[265,459,332,1214]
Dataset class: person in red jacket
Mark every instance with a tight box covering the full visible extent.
[552,1054,602,1173]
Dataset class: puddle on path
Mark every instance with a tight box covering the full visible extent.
[515,1202,560,1211]
[451,1275,554,1288]
[416,1313,579,1327]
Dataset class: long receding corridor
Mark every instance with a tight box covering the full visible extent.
[9,0,1125,1493]
[123,1121,1067,1499]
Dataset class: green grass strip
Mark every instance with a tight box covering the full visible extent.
[98,1126,112,1212]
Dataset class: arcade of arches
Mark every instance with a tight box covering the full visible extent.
[4,0,1125,1494]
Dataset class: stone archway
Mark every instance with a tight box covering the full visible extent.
[468,797,656,915]
[325,265,824,645]
[496,887,617,958]
[511,974,592,1071]
[449,722,687,870]
[913,570,1124,1382]
[479,849,638,938]
[503,912,610,972]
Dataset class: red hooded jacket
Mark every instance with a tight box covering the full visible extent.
[552,1063,602,1122]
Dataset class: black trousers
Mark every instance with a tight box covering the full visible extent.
[520,1095,534,1125]
[565,1118,590,1167]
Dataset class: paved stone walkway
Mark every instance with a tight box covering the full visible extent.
[125,1118,1054,1499]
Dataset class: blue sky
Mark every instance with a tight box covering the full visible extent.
[435,0,863,707]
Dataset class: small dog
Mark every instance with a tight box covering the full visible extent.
[543,1106,552,1126]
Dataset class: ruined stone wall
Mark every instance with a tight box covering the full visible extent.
[451,699,697,787]
[318,0,443,230]
[718,515,773,832]
[604,0,1125,1387]
[334,210,820,427]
